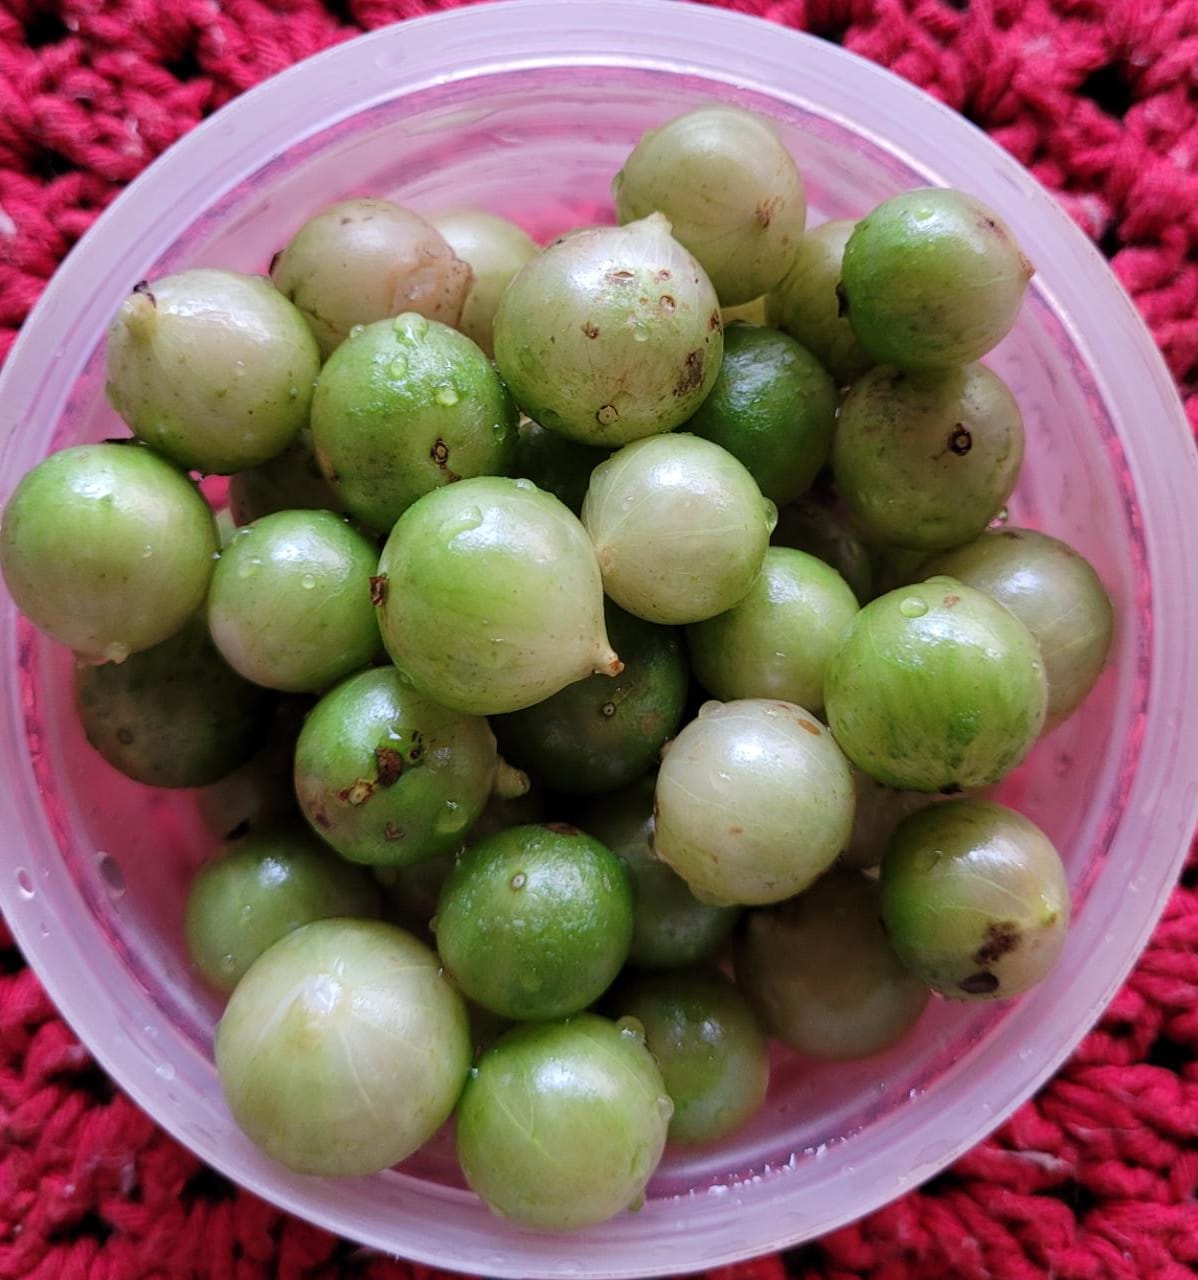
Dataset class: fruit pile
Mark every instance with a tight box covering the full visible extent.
[0,103,1114,1232]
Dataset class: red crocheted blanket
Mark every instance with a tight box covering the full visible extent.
[2,2,1197,1278]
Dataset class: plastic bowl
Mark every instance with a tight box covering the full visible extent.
[2,2,1197,1275]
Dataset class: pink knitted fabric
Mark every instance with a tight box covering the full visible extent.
[2,3,1197,1278]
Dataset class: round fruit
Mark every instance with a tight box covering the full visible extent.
[735,868,929,1058]
[434,823,634,1020]
[493,214,723,447]
[824,578,1047,791]
[294,667,506,867]
[215,919,470,1176]
[227,428,343,525]
[771,494,873,603]
[582,434,775,625]
[840,188,1033,369]
[310,313,518,532]
[613,970,769,1145]
[493,604,688,794]
[578,777,740,970]
[105,270,319,474]
[880,800,1070,999]
[207,510,380,693]
[185,823,379,991]
[613,105,806,306]
[270,198,471,357]
[766,219,873,385]
[685,323,838,506]
[1,443,217,662]
[74,612,271,788]
[654,699,855,906]
[456,1014,670,1230]
[430,210,538,356]
[513,418,609,515]
[922,528,1114,727]
[833,363,1024,552]
[375,477,618,715]
[686,547,858,712]
[840,771,932,870]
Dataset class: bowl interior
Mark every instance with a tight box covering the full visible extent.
[1,8,1189,1276]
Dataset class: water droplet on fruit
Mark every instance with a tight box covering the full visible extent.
[435,383,459,407]
[288,386,299,400]
[237,558,260,579]
[349,324,366,339]
[513,478,534,491]
[300,573,317,590]
[697,700,722,718]
[656,1095,675,1122]
[155,1061,176,1081]
[899,597,928,618]
[102,642,130,664]
[387,354,408,379]
[140,544,153,559]
[15,868,34,900]
[617,1015,646,1040]
[443,507,483,539]
[631,323,649,343]
[435,800,468,836]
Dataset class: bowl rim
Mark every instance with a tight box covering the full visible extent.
[2,1,1197,1275]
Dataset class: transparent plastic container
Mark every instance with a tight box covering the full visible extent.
[1,2,1196,1276]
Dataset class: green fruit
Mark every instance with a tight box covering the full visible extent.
[294,667,506,867]
[215,919,470,1175]
[685,324,837,506]
[375,477,619,715]
[922,528,1114,727]
[227,428,344,525]
[493,214,723,447]
[456,1014,670,1230]
[735,869,929,1058]
[105,270,319,474]
[840,189,1033,370]
[434,823,634,1020]
[582,434,775,625]
[431,210,538,357]
[513,418,609,515]
[1,443,217,662]
[834,363,1024,551]
[185,823,380,991]
[840,770,933,870]
[880,800,1070,1000]
[74,612,271,788]
[613,106,806,306]
[270,199,472,357]
[824,578,1047,791]
[655,699,855,906]
[771,494,873,602]
[766,219,873,385]
[310,313,518,533]
[207,510,380,693]
[686,547,858,713]
[493,604,688,795]
[578,777,740,970]
[613,970,769,1145]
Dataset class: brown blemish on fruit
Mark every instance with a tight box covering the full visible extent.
[729,825,744,835]
[340,216,352,226]
[659,295,676,314]
[974,921,1020,966]
[674,350,704,397]
[596,404,620,425]
[383,822,406,842]
[607,269,635,285]
[374,747,404,787]
[756,196,782,228]
[959,971,1000,995]
[543,822,582,836]
[369,575,388,606]
[340,779,375,806]
[600,701,617,718]
[657,269,672,281]
[430,438,460,482]
[582,321,600,339]
[408,731,425,763]
[708,310,722,332]
[311,809,332,831]
[797,720,822,736]
[948,425,973,456]
[943,594,962,607]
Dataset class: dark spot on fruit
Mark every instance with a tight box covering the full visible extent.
[983,216,997,231]
[132,280,156,307]
[431,438,450,465]
[339,216,352,226]
[116,727,134,745]
[383,822,405,842]
[369,575,388,606]
[974,921,1020,966]
[596,404,620,425]
[657,269,671,281]
[339,779,376,806]
[755,196,782,228]
[374,747,404,787]
[268,250,282,276]
[940,782,963,795]
[959,971,1000,995]
[708,310,722,332]
[674,350,704,397]
[729,825,744,835]
[311,809,332,830]
[408,731,425,762]
[659,295,676,314]
[835,282,849,318]
[582,321,600,339]
[798,720,822,736]
[943,594,961,607]
[600,701,617,718]
[948,425,973,456]
[607,269,635,285]
[543,822,582,836]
